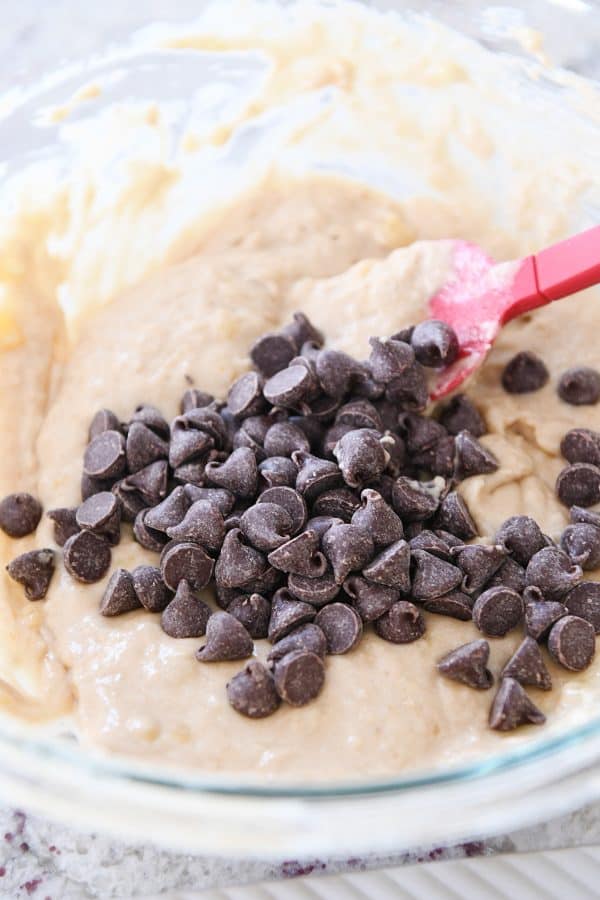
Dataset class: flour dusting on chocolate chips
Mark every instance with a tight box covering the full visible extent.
[4,312,600,733]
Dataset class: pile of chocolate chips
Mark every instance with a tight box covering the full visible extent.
[3,313,600,727]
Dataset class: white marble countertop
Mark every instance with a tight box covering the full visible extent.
[1,2,599,897]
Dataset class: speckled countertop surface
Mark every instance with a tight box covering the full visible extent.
[1,2,599,898]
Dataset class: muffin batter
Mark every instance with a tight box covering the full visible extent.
[0,1,599,781]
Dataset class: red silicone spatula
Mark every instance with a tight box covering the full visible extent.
[429,225,600,399]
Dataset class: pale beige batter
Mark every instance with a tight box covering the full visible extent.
[0,1,599,781]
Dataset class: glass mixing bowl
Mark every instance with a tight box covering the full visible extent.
[0,0,599,857]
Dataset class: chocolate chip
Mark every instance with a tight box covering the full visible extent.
[47,507,80,546]
[293,452,343,502]
[363,539,411,591]
[556,463,600,508]
[0,493,42,538]
[322,423,352,459]
[322,523,374,584]
[434,491,478,540]
[392,477,440,522]
[160,580,211,638]
[411,549,463,600]
[399,412,446,455]
[494,516,547,567]
[409,530,452,560]
[263,364,316,410]
[250,332,297,378]
[314,603,362,654]
[258,456,298,489]
[268,530,327,577]
[131,565,171,612]
[434,529,464,549]
[438,394,486,438]
[122,460,168,506]
[427,435,456,478]
[368,337,415,383]
[196,611,254,662]
[437,639,493,689]
[173,461,207,487]
[133,508,167,552]
[486,557,526,594]
[312,488,360,522]
[83,430,127,479]
[564,582,600,633]
[272,649,325,706]
[305,516,344,540]
[385,363,428,412]
[561,428,600,466]
[351,489,404,546]
[63,531,111,584]
[343,575,398,621]
[76,491,121,545]
[258,486,307,535]
[268,588,316,641]
[130,404,170,439]
[227,661,280,718]
[180,388,214,413]
[89,408,122,440]
[184,485,235,516]
[374,600,426,643]
[166,500,226,553]
[160,541,214,592]
[225,592,271,639]
[204,447,258,499]
[424,591,474,620]
[316,349,362,399]
[333,429,388,488]
[411,320,459,368]
[238,413,272,445]
[287,569,341,607]
[145,486,191,533]
[489,678,546,731]
[214,528,266,588]
[454,431,498,480]
[267,623,327,664]
[6,549,55,600]
[226,372,265,419]
[548,615,596,671]
[290,413,327,448]
[501,351,549,394]
[283,312,324,350]
[263,422,310,458]
[500,636,552,690]
[168,421,214,469]
[558,366,600,405]
[525,546,582,601]
[525,600,567,641]
[81,473,112,501]
[239,502,292,552]
[472,586,523,636]
[335,399,383,431]
[181,407,229,448]
[451,544,506,594]
[381,432,407,477]
[99,568,140,616]
[241,565,283,596]
[561,523,600,570]
[125,422,169,474]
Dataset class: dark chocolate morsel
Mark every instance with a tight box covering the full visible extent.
[489,678,546,731]
[183,485,235,516]
[227,661,280,718]
[205,447,258,498]
[335,399,382,431]
[316,349,363,399]
[305,515,344,540]
[322,523,374,584]
[433,491,478,540]
[89,408,121,440]
[239,502,292,552]
[287,569,340,607]
[196,611,254,662]
[547,614,596,671]
[0,493,42,538]
[100,568,140,616]
[258,456,298,489]
[132,565,171,612]
[214,528,266,589]
[160,541,214,592]
[454,431,498,480]
[501,351,549,394]
[227,372,266,419]
[486,557,526,594]
[392,477,440,522]
[314,603,363,654]
[564,581,600,633]
[173,461,207,487]
[263,422,310,457]
[385,362,428,411]
[83,430,127,479]
[263,364,317,409]
[180,388,214,413]
[556,463,600,508]
[333,429,388,488]
[267,588,316,641]
[399,412,446,455]
[122,460,168,506]
[130,404,169,439]
[273,649,325,706]
[561,428,600,466]
[226,592,271,639]
[374,600,426,643]
[6,549,55,600]
[368,337,415,384]
[166,500,226,553]
[409,530,453,560]
[161,580,211,638]
[312,488,360,523]
[81,472,113,502]
[351,489,403,546]
[363,539,411,591]
[423,591,474,621]
[63,531,111,584]
[258,486,307,535]
[437,639,492,689]
[411,319,459,368]
[451,543,506,594]
[472,586,523,636]
[501,636,552,690]
[525,546,582,602]
[144,486,191,534]
[268,530,327,577]
[267,623,327,664]
[558,366,600,406]
[494,515,547,567]
[47,507,80,546]
[411,549,462,600]
[293,451,344,503]
[168,421,213,469]
[76,491,122,545]
[126,421,169,473]
[343,575,399,622]
[250,332,297,378]
[525,599,567,641]
[438,394,486,438]
[282,312,324,350]
[133,508,167,552]
[561,523,600,570]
